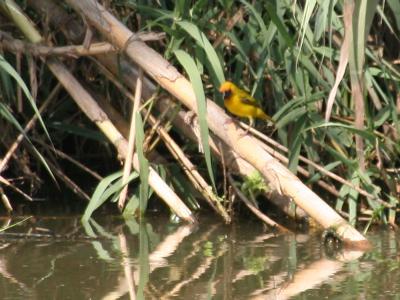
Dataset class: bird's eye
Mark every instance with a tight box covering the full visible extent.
[223,90,231,99]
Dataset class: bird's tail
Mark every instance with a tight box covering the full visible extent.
[257,109,275,123]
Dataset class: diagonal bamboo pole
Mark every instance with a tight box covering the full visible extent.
[64,0,370,248]
[91,53,308,220]
[0,0,195,224]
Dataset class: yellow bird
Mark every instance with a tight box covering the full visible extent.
[219,81,274,126]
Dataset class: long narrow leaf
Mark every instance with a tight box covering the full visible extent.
[135,112,150,215]
[0,55,51,142]
[297,0,317,58]
[82,171,123,222]
[174,49,216,190]
[177,21,225,85]
[240,0,268,39]
[137,221,150,300]
[325,0,352,121]
[0,102,56,182]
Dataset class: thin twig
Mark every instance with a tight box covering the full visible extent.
[0,186,13,213]
[34,140,102,180]
[213,7,244,48]
[95,58,229,219]
[0,30,165,57]
[0,176,33,201]
[228,174,289,232]
[0,84,62,173]
[46,160,91,201]
[147,112,231,223]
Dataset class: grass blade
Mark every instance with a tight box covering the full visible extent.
[177,20,225,85]
[174,49,216,190]
[137,221,150,300]
[82,171,139,222]
[0,54,51,142]
[135,112,150,216]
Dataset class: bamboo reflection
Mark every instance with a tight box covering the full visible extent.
[101,219,196,299]
[147,223,196,270]
[0,256,34,298]
[0,215,375,299]
[144,223,221,298]
[250,249,365,299]
[119,233,136,300]
[232,233,281,284]
[163,254,218,298]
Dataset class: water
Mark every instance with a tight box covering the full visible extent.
[0,213,398,299]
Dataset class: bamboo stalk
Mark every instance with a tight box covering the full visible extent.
[147,112,231,222]
[151,94,304,222]
[99,56,307,223]
[156,98,308,220]
[96,55,307,220]
[0,186,13,213]
[64,0,370,248]
[91,60,230,221]
[0,0,196,224]
[93,50,308,219]
[247,123,395,209]
[0,175,33,201]
[0,30,165,57]
[47,60,195,222]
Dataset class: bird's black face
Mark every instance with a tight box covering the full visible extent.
[222,90,232,100]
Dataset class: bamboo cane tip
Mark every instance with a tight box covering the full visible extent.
[187,214,198,225]
[342,239,373,251]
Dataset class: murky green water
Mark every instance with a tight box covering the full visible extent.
[0,213,399,299]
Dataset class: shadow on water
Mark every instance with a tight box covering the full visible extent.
[0,212,398,299]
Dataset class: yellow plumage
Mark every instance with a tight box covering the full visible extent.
[219,81,273,125]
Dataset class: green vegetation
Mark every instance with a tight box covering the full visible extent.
[0,0,399,228]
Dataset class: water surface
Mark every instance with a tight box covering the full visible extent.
[0,213,398,299]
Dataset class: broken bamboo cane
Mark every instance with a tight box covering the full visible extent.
[0,0,196,224]
[64,0,370,248]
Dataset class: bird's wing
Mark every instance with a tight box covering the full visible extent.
[240,95,260,108]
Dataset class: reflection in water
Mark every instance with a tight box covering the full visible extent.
[250,252,363,300]
[0,214,399,299]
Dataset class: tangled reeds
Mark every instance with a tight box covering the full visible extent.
[1,0,400,249]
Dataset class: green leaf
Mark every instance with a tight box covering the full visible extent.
[387,0,400,32]
[82,172,123,222]
[348,172,359,225]
[0,55,51,142]
[288,115,307,172]
[137,221,150,300]
[135,112,150,215]
[123,189,140,217]
[276,106,307,128]
[82,171,140,222]
[174,49,216,190]
[0,102,57,182]
[307,122,376,142]
[48,122,106,142]
[107,172,140,203]
[314,0,334,42]
[265,2,294,47]
[297,0,317,58]
[177,21,225,85]
[240,0,268,39]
